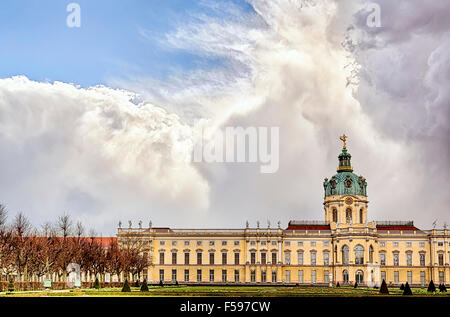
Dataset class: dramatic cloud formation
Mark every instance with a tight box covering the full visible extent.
[0,0,449,234]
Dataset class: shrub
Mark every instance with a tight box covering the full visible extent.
[399,283,405,290]
[379,279,389,294]
[438,283,447,292]
[93,277,100,289]
[403,282,412,295]
[159,280,163,287]
[427,280,436,292]
[135,280,140,288]
[121,279,131,292]
[336,282,340,287]
[140,279,149,292]
[175,280,179,286]
[354,282,358,288]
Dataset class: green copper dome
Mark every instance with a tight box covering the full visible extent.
[323,144,367,197]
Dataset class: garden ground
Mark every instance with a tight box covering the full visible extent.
[0,285,448,297]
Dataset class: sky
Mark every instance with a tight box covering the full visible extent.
[0,0,449,235]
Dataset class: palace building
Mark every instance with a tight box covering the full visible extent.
[117,137,450,286]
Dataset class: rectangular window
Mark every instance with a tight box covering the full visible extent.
[393,242,399,247]
[420,253,426,266]
[172,241,177,246]
[420,271,425,286]
[285,270,291,283]
[184,240,190,246]
[184,269,189,282]
[419,242,425,247]
[172,252,177,265]
[160,241,166,246]
[297,252,303,265]
[324,270,329,283]
[251,252,256,265]
[234,241,240,246]
[439,271,444,284]
[297,241,303,246]
[285,241,291,246]
[209,241,215,246]
[310,252,316,265]
[234,252,240,265]
[222,270,227,282]
[381,271,386,283]
[271,241,277,246]
[323,252,329,265]
[159,269,164,282]
[222,241,227,246]
[393,253,399,266]
[311,270,316,284]
[310,241,316,247]
[209,252,215,265]
[298,270,303,283]
[394,271,399,284]
[197,241,202,246]
[261,252,267,265]
[379,242,386,247]
[261,271,266,283]
[407,271,412,284]
[438,254,444,266]
[323,241,330,247]
[197,252,202,265]
[172,269,177,282]
[234,270,239,282]
[406,253,412,266]
[406,242,412,247]
[209,269,214,282]
[222,252,227,265]
[159,252,165,265]
[251,270,256,282]
[197,269,202,282]
[285,252,291,265]
[272,271,277,283]
[438,242,444,247]
[272,252,277,264]
[184,252,190,265]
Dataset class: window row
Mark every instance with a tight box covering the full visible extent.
[379,241,426,248]
[159,251,242,265]
[159,240,241,246]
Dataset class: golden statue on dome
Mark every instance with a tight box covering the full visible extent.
[340,134,347,149]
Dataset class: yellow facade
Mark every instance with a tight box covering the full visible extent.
[117,142,450,286]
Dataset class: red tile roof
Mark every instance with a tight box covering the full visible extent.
[285,224,331,230]
[376,225,420,231]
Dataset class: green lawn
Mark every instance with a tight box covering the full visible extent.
[1,285,448,297]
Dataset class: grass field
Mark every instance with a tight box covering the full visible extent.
[1,285,449,297]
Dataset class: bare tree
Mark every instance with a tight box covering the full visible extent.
[75,221,85,239]
[57,213,73,239]
[12,212,31,237]
[0,204,7,228]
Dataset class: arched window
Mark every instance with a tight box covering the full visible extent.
[355,270,364,284]
[343,270,349,284]
[342,245,349,265]
[346,208,352,223]
[369,245,374,263]
[354,245,364,264]
[359,209,364,224]
[332,208,338,223]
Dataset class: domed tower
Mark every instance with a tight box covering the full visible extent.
[323,135,368,226]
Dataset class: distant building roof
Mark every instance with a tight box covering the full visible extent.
[286,221,330,231]
[375,221,421,231]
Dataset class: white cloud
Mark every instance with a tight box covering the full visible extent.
[0,76,209,233]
